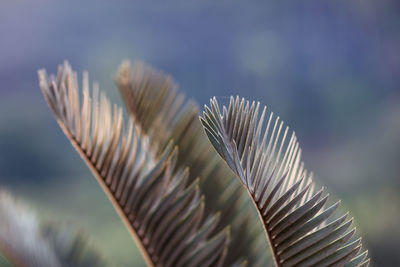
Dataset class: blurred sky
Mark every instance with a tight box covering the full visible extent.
[0,0,399,266]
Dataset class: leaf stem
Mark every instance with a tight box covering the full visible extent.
[248,188,280,267]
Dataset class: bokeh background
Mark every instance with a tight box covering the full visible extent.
[1,0,399,266]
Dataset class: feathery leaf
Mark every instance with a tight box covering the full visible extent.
[200,96,370,267]
[39,62,229,267]
[115,62,269,266]
[0,190,106,267]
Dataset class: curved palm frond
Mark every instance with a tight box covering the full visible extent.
[200,96,370,267]
[38,62,229,267]
[0,190,106,267]
[115,62,269,266]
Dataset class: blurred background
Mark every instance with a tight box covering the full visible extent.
[0,0,399,266]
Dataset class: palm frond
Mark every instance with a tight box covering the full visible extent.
[115,61,269,266]
[0,190,106,267]
[39,62,229,267]
[42,225,106,267]
[200,96,370,267]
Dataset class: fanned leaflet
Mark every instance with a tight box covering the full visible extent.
[200,96,370,267]
[0,190,106,267]
[115,61,268,266]
[38,62,229,267]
